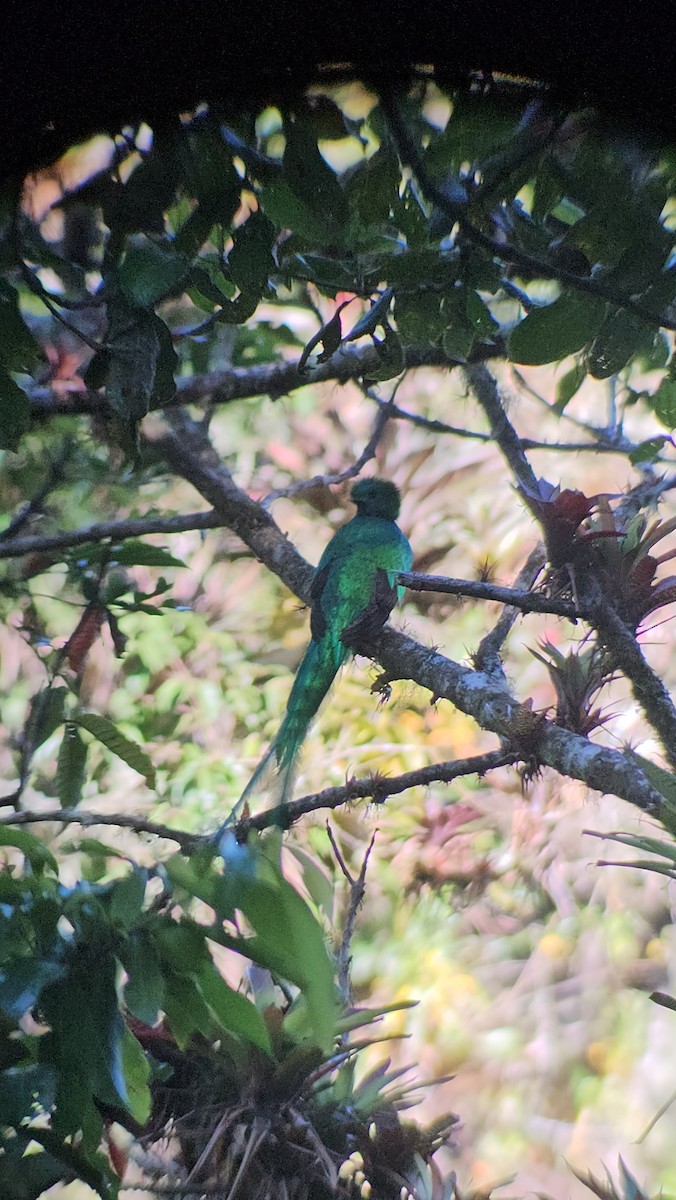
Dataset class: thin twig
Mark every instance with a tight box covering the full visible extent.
[367,391,642,455]
[582,579,676,772]
[327,826,377,1004]
[0,751,520,846]
[398,568,576,618]
[0,807,198,850]
[234,750,520,835]
[261,388,396,508]
[0,509,226,561]
[27,341,500,420]
[464,363,539,493]
[475,545,548,675]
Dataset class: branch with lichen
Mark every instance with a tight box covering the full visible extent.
[142,415,670,822]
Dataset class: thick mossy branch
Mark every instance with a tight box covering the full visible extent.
[147,418,668,821]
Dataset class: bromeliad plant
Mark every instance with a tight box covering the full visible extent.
[587,506,676,632]
[0,828,458,1200]
[530,639,616,736]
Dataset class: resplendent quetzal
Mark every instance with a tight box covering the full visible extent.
[239,478,413,810]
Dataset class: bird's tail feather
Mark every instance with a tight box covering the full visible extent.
[274,639,342,780]
[224,639,342,831]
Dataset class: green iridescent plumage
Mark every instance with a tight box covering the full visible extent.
[239,478,413,811]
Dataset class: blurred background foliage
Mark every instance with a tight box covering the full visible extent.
[2,74,676,1198]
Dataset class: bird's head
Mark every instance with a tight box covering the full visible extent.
[351,478,402,520]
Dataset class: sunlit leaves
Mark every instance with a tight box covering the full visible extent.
[650,378,676,429]
[73,714,155,786]
[0,370,30,451]
[282,118,349,235]
[586,309,653,379]
[118,237,191,307]
[228,209,275,297]
[85,297,177,423]
[508,292,606,365]
[56,723,88,807]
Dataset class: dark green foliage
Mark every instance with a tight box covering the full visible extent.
[2,83,676,440]
[3,77,676,1198]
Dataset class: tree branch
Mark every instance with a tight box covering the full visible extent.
[143,412,315,603]
[27,341,501,421]
[464,362,539,493]
[234,749,520,834]
[0,807,197,850]
[367,625,668,817]
[0,751,520,845]
[583,581,676,772]
[0,509,227,561]
[399,568,575,618]
[142,419,669,820]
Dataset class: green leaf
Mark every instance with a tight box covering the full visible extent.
[109,541,186,569]
[0,370,30,451]
[163,852,219,909]
[162,968,213,1048]
[635,330,670,371]
[346,146,401,227]
[287,845,335,920]
[297,310,342,372]
[344,288,393,342]
[0,281,41,372]
[71,538,185,570]
[395,290,446,345]
[587,309,653,379]
[555,359,586,412]
[118,237,191,307]
[211,849,336,1052]
[0,1063,56,1126]
[366,324,404,382]
[0,958,66,1020]
[151,915,210,974]
[56,723,88,808]
[27,685,67,751]
[118,1023,151,1124]
[629,437,669,465]
[186,124,240,221]
[650,378,676,429]
[442,319,474,362]
[507,292,607,365]
[42,951,141,1130]
[99,297,177,423]
[531,156,563,221]
[0,828,58,874]
[261,178,332,244]
[109,868,147,929]
[73,838,130,860]
[122,930,164,1025]
[285,251,357,293]
[228,210,276,296]
[465,290,498,336]
[283,119,349,233]
[73,713,156,787]
[441,287,476,361]
[0,1131,67,1200]
[197,962,273,1055]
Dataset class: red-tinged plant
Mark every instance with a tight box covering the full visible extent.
[530,640,616,735]
[589,507,676,630]
[518,478,615,569]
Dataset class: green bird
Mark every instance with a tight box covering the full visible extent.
[237,478,413,814]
